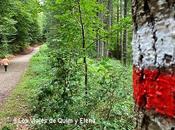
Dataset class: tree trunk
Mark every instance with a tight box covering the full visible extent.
[96,31,100,58]
[97,0,105,57]
[119,0,123,61]
[106,0,113,57]
[78,0,88,104]
[116,0,120,59]
[123,0,127,65]
[107,0,112,27]
[132,0,175,129]
[96,4,101,58]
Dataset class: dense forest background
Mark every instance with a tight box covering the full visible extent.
[0,0,132,62]
[0,0,42,57]
[0,0,134,130]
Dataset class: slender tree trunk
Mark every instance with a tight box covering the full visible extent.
[132,0,175,129]
[105,0,113,57]
[119,0,123,61]
[96,6,100,58]
[123,0,127,65]
[108,0,112,27]
[78,0,88,104]
[96,0,101,58]
[96,31,100,58]
[102,0,108,57]
[97,0,105,57]
[116,0,120,59]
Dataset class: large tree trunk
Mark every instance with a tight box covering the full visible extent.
[132,0,175,130]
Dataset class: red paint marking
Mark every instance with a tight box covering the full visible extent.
[133,67,175,117]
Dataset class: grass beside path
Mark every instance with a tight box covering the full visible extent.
[0,45,48,130]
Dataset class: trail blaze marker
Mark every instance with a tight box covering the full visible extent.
[132,0,175,129]
[133,66,175,117]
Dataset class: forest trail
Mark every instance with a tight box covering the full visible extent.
[0,47,40,105]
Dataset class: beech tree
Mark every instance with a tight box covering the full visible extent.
[132,0,175,129]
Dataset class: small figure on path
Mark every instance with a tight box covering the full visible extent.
[1,57,10,72]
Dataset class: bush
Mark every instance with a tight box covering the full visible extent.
[32,50,134,130]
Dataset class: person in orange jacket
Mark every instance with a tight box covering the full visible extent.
[1,57,10,72]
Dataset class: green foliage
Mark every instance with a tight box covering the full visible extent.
[32,0,134,129]
[0,0,16,57]
[2,126,11,130]
[87,59,134,130]
[0,0,42,57]
[33,54,134,130]
[1,0,134,129]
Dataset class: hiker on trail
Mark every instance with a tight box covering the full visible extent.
[1,57,10,72]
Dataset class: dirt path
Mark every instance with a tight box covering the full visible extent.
[0,47,39,105]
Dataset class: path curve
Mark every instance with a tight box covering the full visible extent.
[0,47,39,105]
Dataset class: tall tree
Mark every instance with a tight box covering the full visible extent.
[106,0,113,56]
[96,0,103,58]
[115,0,120,59]
[96,0,111,58]
[119,0,123,61]
[132,0,175,129]
[122,0,127,64]
[98,0,106,57]
[107,0,113,27]
[77,0,88,104]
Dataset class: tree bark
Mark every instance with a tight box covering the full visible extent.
[132,0,175,129]
[96,31,100,58]
[106,0,113,57]
[115,0,121,59]
[123,0,127,65]
[97,0,105,57]
[107,0,112,27]
[120,0,123,61]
